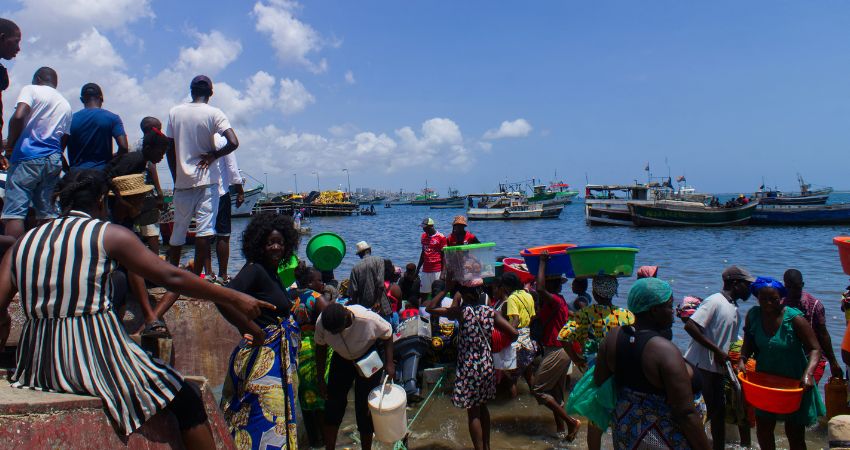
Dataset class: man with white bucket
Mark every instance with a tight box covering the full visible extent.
[315,302,396,449]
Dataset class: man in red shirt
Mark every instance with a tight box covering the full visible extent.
[446,215,480,246]
[531,253,580,441]
[417,218,446,301]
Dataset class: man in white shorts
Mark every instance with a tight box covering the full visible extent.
[165,75,238,275]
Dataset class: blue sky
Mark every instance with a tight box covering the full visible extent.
[3,1,850,194]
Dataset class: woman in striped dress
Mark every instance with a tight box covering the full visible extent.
[0,169,274,447]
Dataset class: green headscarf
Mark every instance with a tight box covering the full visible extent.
[627,278,673,314]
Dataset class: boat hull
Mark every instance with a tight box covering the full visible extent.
[751,204,850,225]
[759,194,829,206]
[585,203,634,226]
[467,205,563,221]
[411,197,465,206]
[629,201,758,227]
[529,191,579,206]
[231,187,263,217]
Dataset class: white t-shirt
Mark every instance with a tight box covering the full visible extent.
[12,85,72,162]
[314,304,392,360]
[684,293,740,373]
[214,136,243,197]
[165,102,232,189]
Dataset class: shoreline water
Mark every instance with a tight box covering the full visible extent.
[199,198,850,448]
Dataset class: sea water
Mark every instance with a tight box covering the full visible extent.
[217,195,850,449]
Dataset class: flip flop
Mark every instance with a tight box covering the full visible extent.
[141,320,170,339]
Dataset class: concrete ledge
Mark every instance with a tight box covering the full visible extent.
[0,376,234,449]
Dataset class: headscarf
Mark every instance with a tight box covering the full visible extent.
[627,278,673,314]
[750,276,787,297]
[348,256,392,316]
[637,266,659,279]
[676,296,702,319]
[592,275,619,299]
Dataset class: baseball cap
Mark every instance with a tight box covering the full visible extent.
[80,83,103,99]
[190,75,213,90]
[421,218,435,227]
[452,215,468,226]
[722,266,756,283]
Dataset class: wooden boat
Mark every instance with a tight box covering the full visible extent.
[466,193,563,220]
[527,182,579,206]
[231,185,264,217]
[411,187,465,206]
[751,203,850,225]
[754,175,832,205]
[430,204,465,210]
[629,200,759,227]
[584,184,658,226]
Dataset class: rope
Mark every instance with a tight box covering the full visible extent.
[392,373,446,450]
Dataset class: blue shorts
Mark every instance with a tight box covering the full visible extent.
[1,153,63,220]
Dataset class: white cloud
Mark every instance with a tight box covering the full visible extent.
[483,118,533,139]
[344,70,356,84]
[253,0,329,73]
[176,31,242,74]
[12,0,153,45]
[278,78,315,115]
[67,28,124,69]
[214,71,277,125]
[233,117,477,179]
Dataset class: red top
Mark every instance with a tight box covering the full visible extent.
[446,231,477,247]
[421,232,446,273]
[540,293,570,347]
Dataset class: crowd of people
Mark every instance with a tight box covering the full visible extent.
[0,16,848,450]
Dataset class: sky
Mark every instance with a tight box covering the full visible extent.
[3,1,850,194]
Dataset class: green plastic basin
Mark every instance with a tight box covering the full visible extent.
[306,232,346,271]
[277,254,299,288]
[567,245,639,278]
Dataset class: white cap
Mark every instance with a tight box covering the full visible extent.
[355,241,371,254]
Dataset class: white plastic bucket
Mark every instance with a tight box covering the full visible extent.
[368,376,408,443]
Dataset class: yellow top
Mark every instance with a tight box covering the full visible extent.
[506,290,535,328]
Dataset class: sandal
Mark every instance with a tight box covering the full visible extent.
[141,320,171,339]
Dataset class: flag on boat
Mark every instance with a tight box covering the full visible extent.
[676,175,686,183]
[645,163,650,172]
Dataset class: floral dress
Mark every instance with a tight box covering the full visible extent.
[452,305,496,409]
[221,318,300,450]
[559,303,635,362]
[289,288,332,411]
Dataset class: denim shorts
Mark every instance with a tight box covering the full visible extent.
[1,153,63,220]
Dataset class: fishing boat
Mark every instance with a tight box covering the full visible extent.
[584,184,659,226]
[232,185,264,217]
[466,193,563,220]
[527,182,580,206]
[751,203,850,225]
[410,187,465,206]
[629,200,759,227]
[754,175,832,205]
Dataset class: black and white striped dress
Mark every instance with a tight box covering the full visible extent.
[9,212,184,435]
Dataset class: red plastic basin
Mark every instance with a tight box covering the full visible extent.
[738,371,803,414]
[501,257,536,285]
[834,237,850,276]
